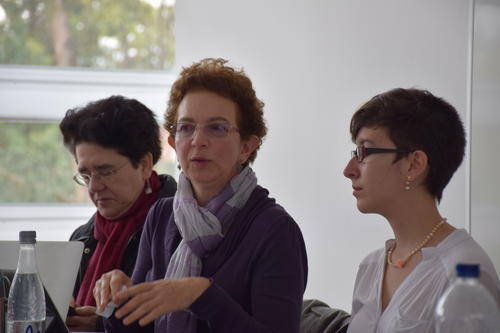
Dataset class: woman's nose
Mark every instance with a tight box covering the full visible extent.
[88,175,106,192]
[343,157,359,179]
[190,126,209,146]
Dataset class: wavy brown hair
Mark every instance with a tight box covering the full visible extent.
[165,58,266,164]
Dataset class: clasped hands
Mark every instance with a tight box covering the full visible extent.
[93,270,211,327]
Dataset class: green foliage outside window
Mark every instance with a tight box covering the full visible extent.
[0,0,177,203]
[0,0,175,70]
[0,122,88,203]
[0,122,177,203]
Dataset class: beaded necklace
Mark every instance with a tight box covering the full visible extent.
[387,218,447,269]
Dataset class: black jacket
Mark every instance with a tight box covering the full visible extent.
[69,174,177,330]
[300,299,350,333]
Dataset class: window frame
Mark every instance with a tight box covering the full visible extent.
[0,65,176,120]
[0,65,176,240]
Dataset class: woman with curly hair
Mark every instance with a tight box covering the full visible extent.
[94,58,308,333]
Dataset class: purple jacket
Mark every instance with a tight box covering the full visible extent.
[106,185,308,333]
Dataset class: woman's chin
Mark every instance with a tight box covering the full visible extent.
[356,200,373,214]
[98,211,114,220]
[97,206,124,220]
[186,170,219,185]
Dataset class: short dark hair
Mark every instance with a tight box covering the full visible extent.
[350,88,466,202]
[165,58,267,164]
[60,95,162,167]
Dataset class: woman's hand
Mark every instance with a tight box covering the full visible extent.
[114,277,211,327]
[93,269,133,314]
[66,305,98,332]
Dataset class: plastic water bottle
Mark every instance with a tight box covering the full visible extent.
[7,231,46,333]
[435,263,500,332]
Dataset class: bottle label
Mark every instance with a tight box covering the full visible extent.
[7,320,45,333]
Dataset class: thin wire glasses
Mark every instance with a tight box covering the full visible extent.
[73,161,129,186]
[351,146,410,162]
[170,121,239,140]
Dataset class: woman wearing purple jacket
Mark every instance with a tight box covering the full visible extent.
[93,58,308,333]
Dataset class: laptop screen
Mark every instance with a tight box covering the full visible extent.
[0,240,83,322]
[1,269,70,333]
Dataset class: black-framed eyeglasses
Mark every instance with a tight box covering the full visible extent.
[73,161,129,187]
[351,146,410,162]
[169,121,239,140]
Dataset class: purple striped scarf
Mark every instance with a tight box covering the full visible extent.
[159,166,257,332]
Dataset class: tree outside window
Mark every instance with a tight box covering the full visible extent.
[0,0,175,70]
[0,0,176,204]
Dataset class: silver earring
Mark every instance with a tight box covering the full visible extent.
[145,179,152,194]
[405,176,411,191]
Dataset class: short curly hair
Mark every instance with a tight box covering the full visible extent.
[350,88,466,202]
[165,58,267,164]
[60,95,162,167]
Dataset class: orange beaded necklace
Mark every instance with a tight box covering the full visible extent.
[387,218,447,269]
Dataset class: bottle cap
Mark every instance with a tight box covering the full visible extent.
[456,263,480,278]
[19,231,37,244]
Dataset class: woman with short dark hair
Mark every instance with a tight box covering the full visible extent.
[343,88,500,332]
[60,95,177,331]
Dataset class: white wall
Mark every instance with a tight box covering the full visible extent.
[471,0,500,271]
[176,0,473,311]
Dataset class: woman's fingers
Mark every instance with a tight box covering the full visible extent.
[110,270,131,295]
[113,278,210,326]
[93,275,107,312]
[65,306,98,331]
[93,269,131,312]
[114,282,154,319]
[122,297,158,326]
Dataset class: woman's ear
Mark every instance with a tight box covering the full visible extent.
[167,135,176,150]
[140,152,154,179]
[239,135,260,165]
[406,150,428,181]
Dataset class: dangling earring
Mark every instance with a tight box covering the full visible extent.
[405,176,412,191]
[145,179,152,194]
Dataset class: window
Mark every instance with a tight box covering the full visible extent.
[0,0,175,70]
[0,0,177,240]
[0,122,87,203]
[0,122,176,203]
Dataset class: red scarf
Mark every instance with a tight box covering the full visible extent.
[76,172,161,306]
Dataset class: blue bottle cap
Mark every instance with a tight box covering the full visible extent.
[456,263,480,278]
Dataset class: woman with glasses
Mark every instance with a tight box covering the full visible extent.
[343,88,500,332]
[59,96,177,332]
[93,58,308,333]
